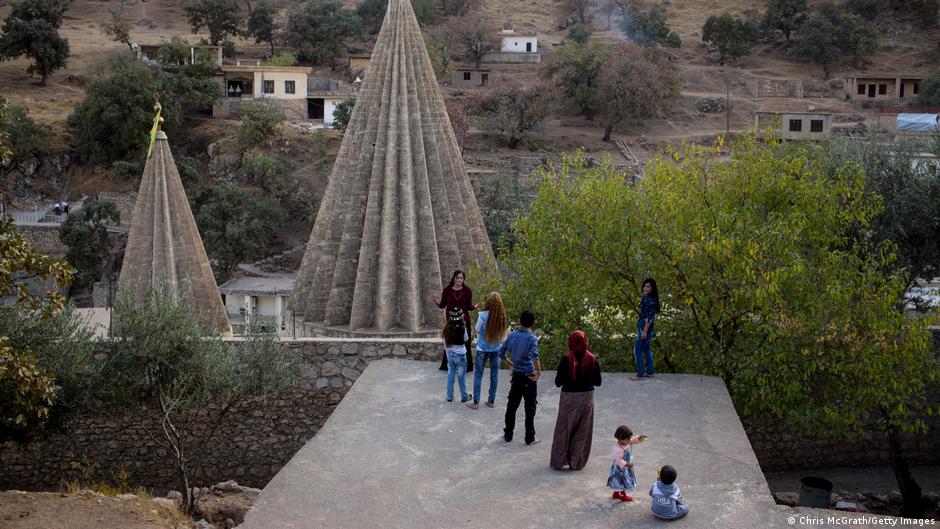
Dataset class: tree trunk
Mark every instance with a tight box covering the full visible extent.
[270,39,275,56]
[603,122,614,142]
[887,423,924,518]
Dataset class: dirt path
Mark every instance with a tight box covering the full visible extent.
[0,491,189,529]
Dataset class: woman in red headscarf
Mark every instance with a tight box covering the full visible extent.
[550,330,602,470]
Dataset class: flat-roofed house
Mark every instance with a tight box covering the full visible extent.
[754,111,833,140]
[213,64,313,120]
[452,68,490,88]
[219,274,295,335]
[844,73,925,102]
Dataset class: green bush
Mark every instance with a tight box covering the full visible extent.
[567,24,591,44]
[621,4,681,48]
[58,200,121,287]
[702,12,759,62]
[0,102,50,165]
[332,99,355,132]
[237,151,287,188]
[263,51,297,66]
[237,101,285,146]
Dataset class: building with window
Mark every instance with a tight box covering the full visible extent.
[843,73,925,103]
[219,274,295,335]
[452,68,490,88]
[754,111,832,140]
[306,78,358,127]
[482,24,540,64]
[213,64,313,119]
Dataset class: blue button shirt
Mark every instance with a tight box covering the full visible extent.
[499,328,539,375]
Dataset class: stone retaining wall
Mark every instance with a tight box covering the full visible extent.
[0,339,440,493]
[15,224,67,257]
[2,331,938,492]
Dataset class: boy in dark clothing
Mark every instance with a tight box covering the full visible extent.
[499,310,541,445]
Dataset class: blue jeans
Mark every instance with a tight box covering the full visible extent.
[633,324,654,376]
[446,351,469,401]
[473,350,500,404]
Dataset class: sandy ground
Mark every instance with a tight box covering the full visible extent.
[0,490,189,529]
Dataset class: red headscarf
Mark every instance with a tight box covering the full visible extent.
[566,330,596,381]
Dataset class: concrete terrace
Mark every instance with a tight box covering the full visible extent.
[241,359,900,529]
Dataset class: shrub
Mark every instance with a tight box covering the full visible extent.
[237,101,285,146]
[702,12,759,62]
[622,3,681,48]
[0,102,50,165]
[58,200,121,287]
[332,99,355,132]
[567,24,591,44]
[263,51,297,66]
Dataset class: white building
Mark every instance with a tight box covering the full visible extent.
[307,78,358,128]
[218,274,295,335]
[213,64,313,120]
[498,27,538,54]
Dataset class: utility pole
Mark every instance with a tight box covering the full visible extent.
[726,77,731,134]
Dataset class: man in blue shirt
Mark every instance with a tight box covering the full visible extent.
[499,309,541,445]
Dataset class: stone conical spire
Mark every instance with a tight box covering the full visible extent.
[117,130,232,336]
[290,0,495,336]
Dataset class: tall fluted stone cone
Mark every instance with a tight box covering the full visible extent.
[117,131,232,336]
[290,0,495,336]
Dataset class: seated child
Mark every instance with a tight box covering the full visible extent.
[649,465,689,520]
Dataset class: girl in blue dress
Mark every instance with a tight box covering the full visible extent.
[607,424,648,502]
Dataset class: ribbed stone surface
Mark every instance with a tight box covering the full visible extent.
[290,0,495,335]
[117,131,231,336]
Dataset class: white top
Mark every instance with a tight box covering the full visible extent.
[443,330,469,355]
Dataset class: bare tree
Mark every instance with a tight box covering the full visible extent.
[474,82,550,149]
[565,0,593,23]
[598,43,680,141]
[447,9,499,68]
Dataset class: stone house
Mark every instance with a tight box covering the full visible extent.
[213,63,314,120]
[844,73,925,103]
[451,68,490,88]
[347,53,371,81]
[754,111,832,140]
[219,274,295,335]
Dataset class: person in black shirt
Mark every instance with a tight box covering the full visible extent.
[549,330,602,470]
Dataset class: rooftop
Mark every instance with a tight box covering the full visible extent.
[241,360,898,529]
[218,274,296,296]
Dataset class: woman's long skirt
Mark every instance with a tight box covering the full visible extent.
[550,390,595,470]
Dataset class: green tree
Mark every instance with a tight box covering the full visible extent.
[567,24,591,44]
[918,69,940,106]
[541,40,610,121]
[0,0,70,85]
[621,2,681,48]
[356,0,386,34]
[447,10,499,68]
[263,51,297,66]
[599,43,680,142]
[285,0,361,68]
[846,0,878,20]
[0,102,50,167]
[474,83,550,149]
[425,25,457,76]
[795,15,839,77]
[185,0,242,45]
[155,35,192,66]
[0,214,74,440]
[473,170,532,254]
[87,287,298,513]
[911,0,939,27]
[58,200,121,287]
[702,12,759,62]
[237,101,285,146]
[0,99,12,164]
[821,137,940,308]
[192,181,287,281]
[834,14,878,68]
[761,0,808,41]
[247,0,278,55]
[499,137,938,515]
[67,56,220,165]
[332,98,355,132]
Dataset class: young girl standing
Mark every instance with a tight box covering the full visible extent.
[631,277,660,380]
[607,424,649,502]
[467,292,509,409]
[443,310,470,403]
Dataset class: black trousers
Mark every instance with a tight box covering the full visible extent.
[504,372,538,444]
[439,332,473,372]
